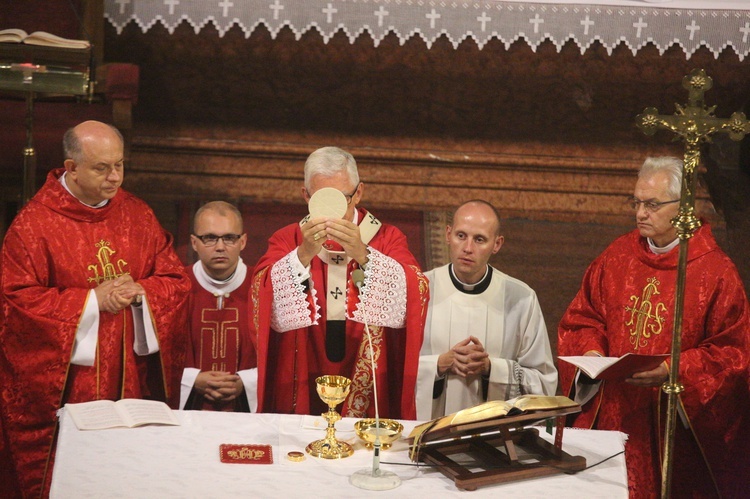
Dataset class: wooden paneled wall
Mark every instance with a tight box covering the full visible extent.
[99,20,749,336]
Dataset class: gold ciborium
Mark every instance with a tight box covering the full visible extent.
[306,375,354,459]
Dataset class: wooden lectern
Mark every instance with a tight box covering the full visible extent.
[408,401,586,491]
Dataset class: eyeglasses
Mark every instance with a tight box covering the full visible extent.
[193,233,243,246]
[343,183,361,205]
[628,197,680,213]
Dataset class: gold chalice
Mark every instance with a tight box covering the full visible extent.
[306,375,354,459]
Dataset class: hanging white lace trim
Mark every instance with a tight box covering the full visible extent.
[105,1,750,61]
[270,250,320,332]
[348,247,407,329]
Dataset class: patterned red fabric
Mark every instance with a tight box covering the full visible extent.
[0,169,190,497]
[251,207,428,420]
[184,265,257,411]
[558,224,750,499]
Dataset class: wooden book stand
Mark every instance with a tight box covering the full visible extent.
[410,407,586,491]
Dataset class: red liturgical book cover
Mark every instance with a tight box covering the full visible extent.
[219,444,273,464]
[559,353,670,381]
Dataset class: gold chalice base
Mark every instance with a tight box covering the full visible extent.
[354,419,404,450]
[305,437,354,459]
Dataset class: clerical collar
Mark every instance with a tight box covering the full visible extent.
[448,264,493,294]
[59,172,109,208]
[192,258,247,297]
[648,237,680,254]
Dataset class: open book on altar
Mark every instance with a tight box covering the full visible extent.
[64,399,180,430]
[0,29,90,49]
[559,353,670,381]
[408,395,579,445]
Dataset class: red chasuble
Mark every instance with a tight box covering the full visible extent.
[558,225,750,499]
[0,169,190,497]
[251,207,429,420]
[185,265,257,411]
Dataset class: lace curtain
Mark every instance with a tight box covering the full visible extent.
[106,0,750,59]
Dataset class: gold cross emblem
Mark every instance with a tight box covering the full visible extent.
[624,277,666,350]
[87,240,129,284]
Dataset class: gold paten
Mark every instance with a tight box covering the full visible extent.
[636,69,750,499]
[306,375,354,459]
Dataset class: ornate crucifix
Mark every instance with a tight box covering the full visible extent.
[635,68,750,499]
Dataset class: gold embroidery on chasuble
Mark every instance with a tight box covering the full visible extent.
[82,240,131,398]
[251,268,266,338]
[87,240,129,284]
[624,277,666,350]
[412,266,429,316]
[200,307,240,372]
[119,314,128,400]
[345,325,384,418]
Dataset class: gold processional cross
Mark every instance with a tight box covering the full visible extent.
[635,68,750,499]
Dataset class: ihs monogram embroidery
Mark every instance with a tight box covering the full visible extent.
[87,240,129,284]
[624,277,666,350]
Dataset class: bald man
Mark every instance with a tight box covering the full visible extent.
[0,121,190,497]
[180,201,257,412]
[415,200,557,420]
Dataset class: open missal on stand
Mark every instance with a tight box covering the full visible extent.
[409,394,579,445]
[408,395,585,491]
[64,399,180,430]
[0,29,90,49]
[558,353,670,381]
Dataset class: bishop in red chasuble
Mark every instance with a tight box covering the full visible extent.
[0,122,190,497]
[252,206,428,420]
[558,225,750,499]
[251,147,428,420]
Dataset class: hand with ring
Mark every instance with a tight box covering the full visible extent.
[298,218,327,266]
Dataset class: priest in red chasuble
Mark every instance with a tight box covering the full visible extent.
[180,201,257,412]
[0,121,190,497]
[251,147,429,420]
[558,157,750,499]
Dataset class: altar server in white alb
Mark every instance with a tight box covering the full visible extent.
[416,200,557,420]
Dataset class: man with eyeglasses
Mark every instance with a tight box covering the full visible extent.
[558,156,750,498]
[251,146,429,420]
[179,201,257,413]
[0,121,191,497]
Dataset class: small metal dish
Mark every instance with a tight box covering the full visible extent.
[354,418,404,450]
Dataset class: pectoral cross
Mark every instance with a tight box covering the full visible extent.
[636,68,750,499]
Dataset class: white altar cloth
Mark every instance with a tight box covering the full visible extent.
[50,409,628,498]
